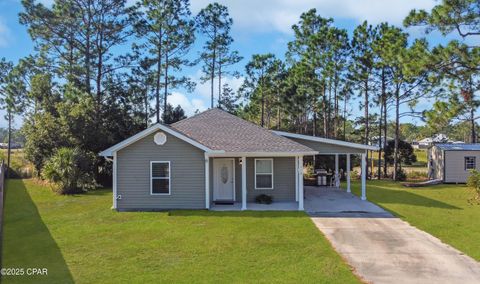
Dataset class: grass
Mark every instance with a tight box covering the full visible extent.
[349,179,480,261]
[414,149,427,164]
[2,179,359,284]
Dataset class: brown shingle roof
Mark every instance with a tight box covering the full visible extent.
[170,108,315,153]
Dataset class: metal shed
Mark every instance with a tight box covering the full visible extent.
[428,144,480,183]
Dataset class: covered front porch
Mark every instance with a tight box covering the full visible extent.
[205,132,378,212]
[205,155,306,211]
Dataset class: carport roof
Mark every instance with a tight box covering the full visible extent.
[272,131,379,152]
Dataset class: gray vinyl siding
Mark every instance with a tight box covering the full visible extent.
[116,132,205,210]
[429,146,444,181]
[247,157,295,202]
[289,138,365,154]
[444,150,480,183]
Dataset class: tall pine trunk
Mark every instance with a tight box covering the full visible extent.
[163,50,169,121]
[218,58,222,106]
[383,95,388,177]
[210,28,217,108]
[471,107,476,143]
[378,67,385,179]
[364,80,369,179]
[144,84,149,128]
[333,72,339,139]
[393,86,400,181]
[260,69,265,127]
[85,0,92,95]
[155,36,162,123]
[6,111,11,179]
[378,100,383,180]
[323,83,328,137]
[343,94,347,140]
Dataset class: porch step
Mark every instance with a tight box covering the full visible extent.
[214,200,235,205]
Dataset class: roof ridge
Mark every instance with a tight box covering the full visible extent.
[170,108,218,126]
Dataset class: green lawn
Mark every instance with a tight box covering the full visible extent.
[349,180,480,261]
[2,179,359,284]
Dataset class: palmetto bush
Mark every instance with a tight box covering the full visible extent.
[42,147,97,194]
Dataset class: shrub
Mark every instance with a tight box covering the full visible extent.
[42,147,97,194]
[255,194,273,204]
[466,170,480,204]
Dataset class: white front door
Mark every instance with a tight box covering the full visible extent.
[213,159,235,201]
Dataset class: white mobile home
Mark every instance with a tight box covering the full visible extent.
[428,144,480,183]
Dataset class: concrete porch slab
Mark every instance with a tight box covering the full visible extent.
[210,202,298,211]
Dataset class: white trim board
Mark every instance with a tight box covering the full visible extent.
[206,151,318,158]
[99,124,216,156]
[150,161,171,196]
[273,131,379,151]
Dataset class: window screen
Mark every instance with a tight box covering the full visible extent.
[465,157,476,170]
[151,162,170,194]
[255,159,273,189]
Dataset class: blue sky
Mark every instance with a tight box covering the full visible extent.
[0,0,475,128]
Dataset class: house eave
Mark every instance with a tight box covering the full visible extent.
[273,131,379,151]
[99,123,213,157]
[206,151,319,157]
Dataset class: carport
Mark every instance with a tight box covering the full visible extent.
[273,131,379,202]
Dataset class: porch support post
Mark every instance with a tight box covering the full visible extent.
[295,156,299,202]
[361,152,367,200]
[205,154,210,209]
[335,154,339,174]
[241,156,247,210]
[298,156,304,211]
[346,154,351,193]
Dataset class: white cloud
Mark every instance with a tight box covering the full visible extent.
[190,0,437,34]
[169,92,207,116]
[0,18,11,47]
[167,73,244,116]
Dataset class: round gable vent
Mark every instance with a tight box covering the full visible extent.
[154,132,167,145]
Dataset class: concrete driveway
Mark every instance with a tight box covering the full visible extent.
[306,187,480,283]
[304,186,389,215]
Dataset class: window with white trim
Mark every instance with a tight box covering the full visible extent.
[151,161,170,194]
[465,156,476,170]
[255,159,273,189]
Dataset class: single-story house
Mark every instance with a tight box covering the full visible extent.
[100,109,378,211]
[428,144,480,183]
[414,134,450,149]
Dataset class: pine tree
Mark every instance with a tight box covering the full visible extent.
[196,3,241,108]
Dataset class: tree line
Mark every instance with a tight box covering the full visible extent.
[237,1,480,180]
[0,0,478,189]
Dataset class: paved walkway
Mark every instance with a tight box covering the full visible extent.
[307,189,480,284]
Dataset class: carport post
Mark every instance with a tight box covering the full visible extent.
[241,157,247,210]
[298,156,304,211]
[346,154,351,193]
[361,152,366,200]
[335,154,339,175]
[295,156,299,202]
